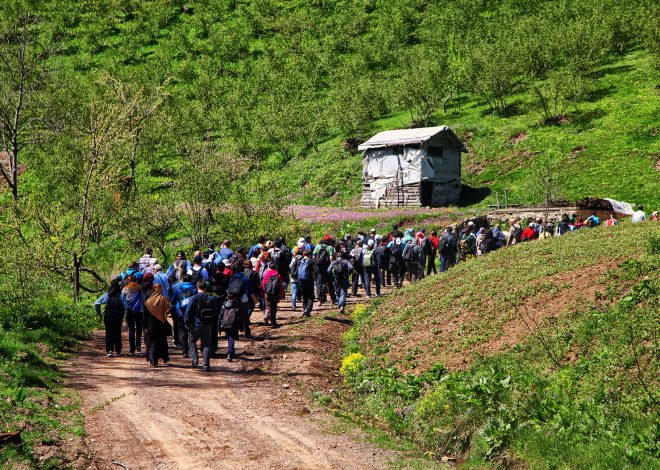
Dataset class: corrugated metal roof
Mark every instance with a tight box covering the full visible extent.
[358,126,466,151]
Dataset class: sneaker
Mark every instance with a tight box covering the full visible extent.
[271,323,280,329]
[107,352,112,357]
[227,353,234,362]
[191,363,198,368]
[113,352,120,356]
[339,306,345,314]
[136,347,142,352]
[203,366,211,372]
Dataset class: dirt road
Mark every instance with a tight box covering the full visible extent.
[69,297,396,470]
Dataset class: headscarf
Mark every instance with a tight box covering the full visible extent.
[144,284,169,322]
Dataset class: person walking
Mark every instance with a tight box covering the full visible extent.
[376,238,391,287]
[100,281,124,357]
[388,238,405,288]
[439,227,457,272]
[262,262,284,328]
[172,275,197,357]
[362,239,381,298]
[292,249,315,317]
[350,240,365,296]
[425,230,438,275]
[329,252,353,313]
[121,275,144,354]
[143,284,171,368]
[184,280,218,372]
[403,238,423,283]
[313,237,336,305]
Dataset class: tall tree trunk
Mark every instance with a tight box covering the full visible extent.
[73,253,81,303]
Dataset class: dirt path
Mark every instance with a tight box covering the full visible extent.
[69,295,397,470]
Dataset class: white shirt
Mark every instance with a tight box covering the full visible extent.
[631,210,646,223]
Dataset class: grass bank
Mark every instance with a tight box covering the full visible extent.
[0,298,95,468]
[337,222,659,467]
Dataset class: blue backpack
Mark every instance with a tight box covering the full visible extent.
[297,258,312,281]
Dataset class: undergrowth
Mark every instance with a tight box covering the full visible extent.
[0,298,95,468]
[337,228,659,468]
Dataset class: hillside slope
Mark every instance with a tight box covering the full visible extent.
[340,222,659,467]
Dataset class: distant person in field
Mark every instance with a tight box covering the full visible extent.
[388,237,405,287]
[439,226,458,272]
[632,205,647,223]
[291,249,315,317]
[362,239,381,298]
[585,212,600,227]
[652,211,658,221]
[520,223,538,242]
[605,214,618,226]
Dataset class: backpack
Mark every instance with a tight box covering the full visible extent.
[316,246,330,268]
[126,291,142,311]
[138,255,152,272]
[363,249,375,267]
[297,258,312,281]
[274,248,292,276]
[190,267,205,284]
[333,260,347,279]
[264,274,280,298]
[227,276,243,299]
[376,245,390,266]
[170,259,187,284]
[390,243,403,260]
[211,270,229,297]
[512,226,523,243]
[198,294,216,322]
[422,237,433,255]
[104,297,124,321]
[220,299,240,330]
[403,243,420,262]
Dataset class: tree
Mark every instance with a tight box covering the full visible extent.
[526,153,564,223]
[395,46,451,126]
[0,13,53,200]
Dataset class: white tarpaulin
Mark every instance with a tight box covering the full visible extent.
[364,148,434,202]
[604,198,634,215]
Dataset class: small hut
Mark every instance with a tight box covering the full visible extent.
[358,126,466,208]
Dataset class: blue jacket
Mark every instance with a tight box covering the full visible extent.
[152,271,170,298]
[172,282,197,318]
[247,243,262,259]
[184,292,215,328]
[121,268,143,283]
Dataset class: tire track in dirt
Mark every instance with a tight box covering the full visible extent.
[68,295,397,470]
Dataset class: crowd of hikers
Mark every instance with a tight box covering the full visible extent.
[94,206,657,372]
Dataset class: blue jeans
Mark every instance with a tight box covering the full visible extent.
[440,255,456,272]
[125,308,143,353]
[336,278,349,307]
[188,323,213,368]
[291,281,300,309]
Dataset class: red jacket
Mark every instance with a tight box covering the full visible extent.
[520,227,537,241]
[262,269,285,298]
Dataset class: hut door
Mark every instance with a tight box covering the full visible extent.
[420,181,433,207]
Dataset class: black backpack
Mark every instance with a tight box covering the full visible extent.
[422,237,433,255]
[104,297,124,321]
[316,246,330,268]
[227,276,243,299]
[198,294,216,322]
[404,243,421,262]
[333,260,347,279]
[275,248,292,276]
[220,299,240,330]
[512,226,523,243]
[190,267,205,284]
[376,245,390,266]
[265,274,280,298]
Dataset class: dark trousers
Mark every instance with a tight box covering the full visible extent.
[265,294,279,325]
[189,323,213,368]
[240,301,251,336]
[172,307,180,345]
[363,267,381,297]
[176,317,189,355]
[380,267,391,286]
[104,316,123,353]
[213,296,226,352]
[390,264,404,287]
[315,271,337,303]
[301,279,315,316]
[440,254,456,272]
[407,262,422,282]
[126,308,143,352]
[426,252,437,275]
[351,267,365,295]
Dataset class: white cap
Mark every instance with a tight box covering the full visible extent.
[222,259,231,267]
[467,221,475,227]
[367,239,375,247]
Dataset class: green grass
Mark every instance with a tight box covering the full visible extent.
[337,222,659,467]
[265,50,660,209]
[0,299,95,468]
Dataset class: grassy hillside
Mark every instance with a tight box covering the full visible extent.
[2,0,658,210]
[339,222,659,467]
